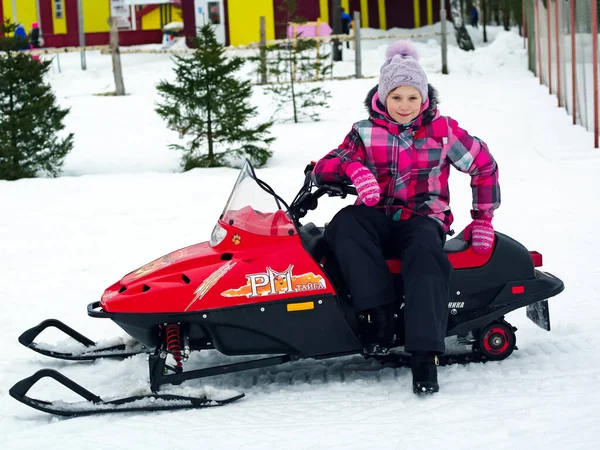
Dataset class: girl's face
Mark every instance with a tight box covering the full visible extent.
[385,86,422,124]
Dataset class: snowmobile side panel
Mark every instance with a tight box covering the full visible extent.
[447,270,563,335]
[107,294,362,356]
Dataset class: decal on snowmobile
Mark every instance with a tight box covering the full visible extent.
[399,301,465,309]
[221,265,326,298]
[232,233,241,245]
[185,261,237,311]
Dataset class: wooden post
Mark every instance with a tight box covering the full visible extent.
[441,6,448,74]
[316,20,320,81]
[292,23,297,82]
[109,17,126,96]
[259,16,267,85]
[354,11,362,79]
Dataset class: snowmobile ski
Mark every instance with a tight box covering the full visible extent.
[9,369,244,417]
[18,319,147,361]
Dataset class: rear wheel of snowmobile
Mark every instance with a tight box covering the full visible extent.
[477,321,517,361]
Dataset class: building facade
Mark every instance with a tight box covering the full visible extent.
[1,0,449,49]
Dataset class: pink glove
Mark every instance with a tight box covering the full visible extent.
[345,162,380,207]
[464,219,495,254]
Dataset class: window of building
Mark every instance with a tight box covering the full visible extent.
[208,2,220,25]
[55,0,64,19]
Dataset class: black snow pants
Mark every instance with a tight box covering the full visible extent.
[324,205,452,354]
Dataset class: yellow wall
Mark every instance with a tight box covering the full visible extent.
[378,0,386,30]
[52,0,66,34]
[83,0,110,33]
[141,5,180,31]
[359,0,368,28]
[413,0,420,28]
[319,0,328,23]
[3,0,38,30]
[227,0,274,46]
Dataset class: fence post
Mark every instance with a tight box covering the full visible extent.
[259,16,267,85]
[440,6,448,74]
[109,17,126,96]
[332,0,343,61]
[77,0,87,70]
[354,11,362,79]
[591,0,599,148]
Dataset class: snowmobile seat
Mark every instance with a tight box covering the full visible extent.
[298,222,328,262]
[443,234,469,253]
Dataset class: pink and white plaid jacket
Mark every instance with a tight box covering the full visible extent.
[313,85,500,231]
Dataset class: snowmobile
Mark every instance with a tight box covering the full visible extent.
[10,160,564,417]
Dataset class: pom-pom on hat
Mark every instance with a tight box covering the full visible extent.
[378,40,428,104]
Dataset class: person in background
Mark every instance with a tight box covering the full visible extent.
[14,24,29,50]
[471,6,479,28]
[341,8,352,49]
[30,22,41,49]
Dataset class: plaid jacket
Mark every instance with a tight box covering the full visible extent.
[313,85,500,231]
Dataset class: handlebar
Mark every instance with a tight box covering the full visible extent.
[289,164,358,222]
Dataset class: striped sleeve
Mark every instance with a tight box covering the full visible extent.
[446,118,501,220]
[312,127,367,185]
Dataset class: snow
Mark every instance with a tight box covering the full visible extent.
[2,25,600,449]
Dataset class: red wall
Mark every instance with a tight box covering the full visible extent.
[273,0,321,39]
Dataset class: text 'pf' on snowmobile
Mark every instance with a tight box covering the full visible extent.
[10,160,564,417]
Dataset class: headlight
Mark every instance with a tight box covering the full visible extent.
[210,223,227,247]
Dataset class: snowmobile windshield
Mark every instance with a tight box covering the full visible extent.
[220,161,296,237]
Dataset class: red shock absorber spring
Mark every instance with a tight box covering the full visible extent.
[165,324,183,370]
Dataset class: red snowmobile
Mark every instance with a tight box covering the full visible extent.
[10,160,564,416]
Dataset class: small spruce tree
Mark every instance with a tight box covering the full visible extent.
[156,24,274,169]
[0,19,74,180]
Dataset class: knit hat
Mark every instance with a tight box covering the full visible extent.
[378,40,428,104]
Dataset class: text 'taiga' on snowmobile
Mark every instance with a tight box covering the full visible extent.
[10,160,564,417]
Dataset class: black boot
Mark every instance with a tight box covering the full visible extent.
[411,352,439,395]
[361,304,395,356]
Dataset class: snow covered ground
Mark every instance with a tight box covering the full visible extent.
[2,25,600,449]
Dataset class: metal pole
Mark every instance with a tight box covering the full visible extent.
[441,6,448,74]
[35,0,42,31]
[11,0,17,23]
[534,0,541,82]
[555,0,561,107]
[78,0,87,70]
[591,0,599,147]
[570,0,576,125]
[547,0,552,95]
[354,11,362,78]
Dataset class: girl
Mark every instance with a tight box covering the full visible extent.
[313,41,500,395]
